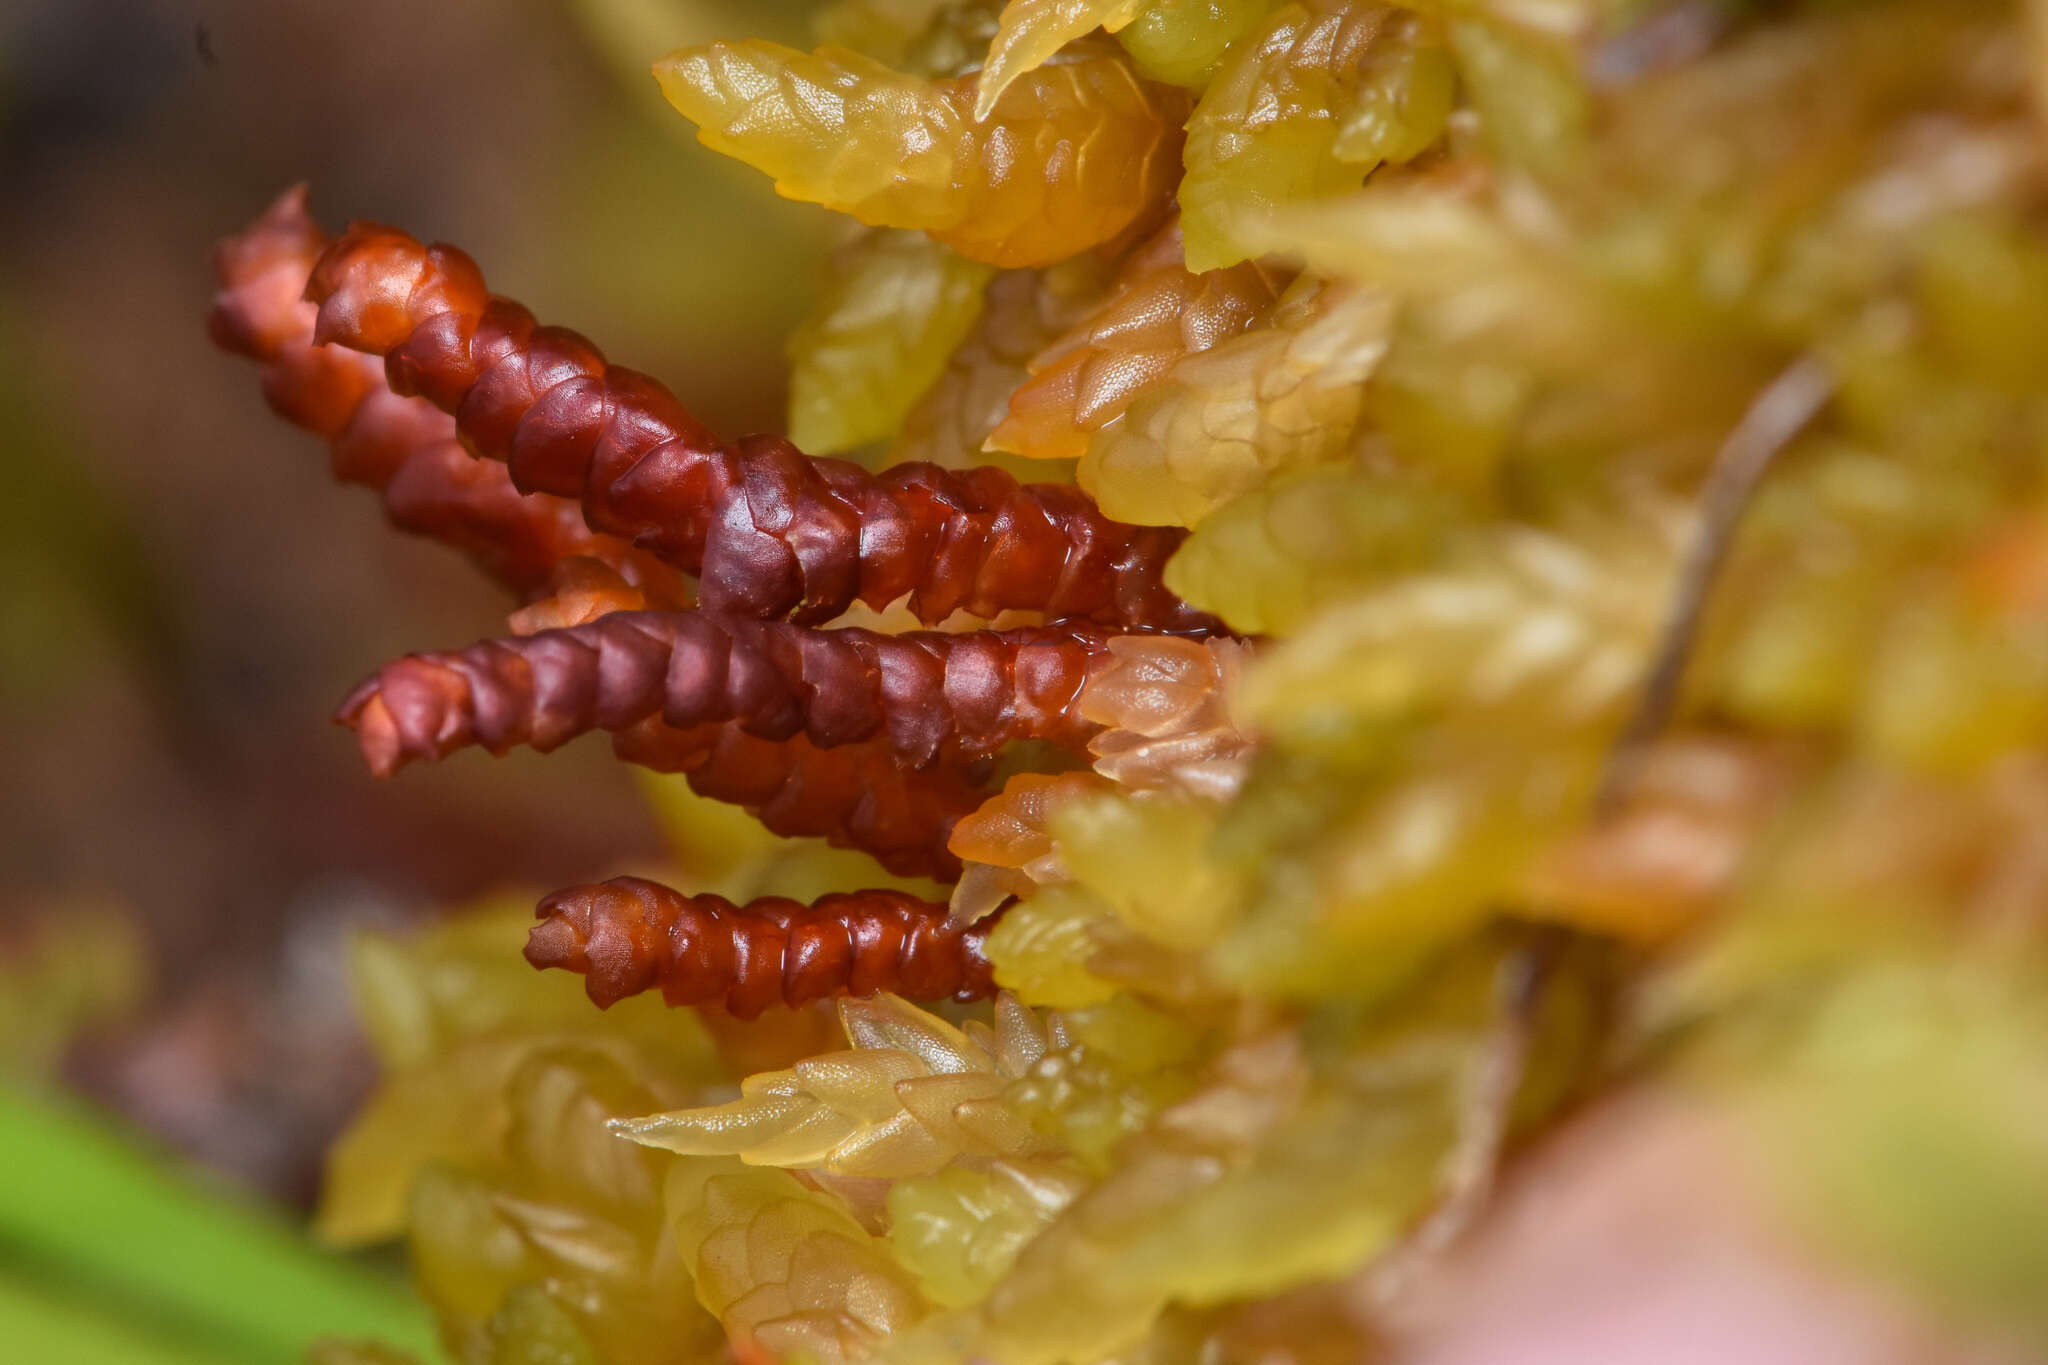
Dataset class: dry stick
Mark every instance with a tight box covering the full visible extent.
[1599,354,1836,813]
[1353,932,1557,1320]
[1358,358,1836,1323]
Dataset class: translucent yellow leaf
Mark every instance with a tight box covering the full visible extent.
[1181,3,1448,271]
[787,228,995,452]
[500,1047,678,1216]
[875,1033,1307,1363]
[794,1050,938,1120]
[842,992,988,1073]
[318,1034,690,1248]
[317,1039,530,1249]
[1162,467,1459,636]
[406,1167,544,1337]
[1220,743,1601,996]
[1444,16,1587,178]
[982,886,1125,1007]
[948,859,1037,921]
[1238,503,1685,746]
[987,221,1291,460]
[1115,0,1279,87]
[893,1072,1013,1151]
[885,1161,1087,1308]
[344,898,650,1071]
[976,0,1149,119]
[950,1095,1046,1154]
[655,40,1186,266]
[469,1284,599,1365]
[1332,10,1455,163]
[618,1093,835,1157]
[1050,793,1242,951]
[615,995,1062,1177]
[892,933,1601,1364]
[1079,275,1392,525]
[825,1112,955,1174]
[892,253,1120,468]
[407,1157,720,1365]
[666,1160,926,1358]
[1077,635,1254,799]
[945,770,1113,914]
[739,1106,868,1168]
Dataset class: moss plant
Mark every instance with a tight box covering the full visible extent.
[208,1,2048,1360]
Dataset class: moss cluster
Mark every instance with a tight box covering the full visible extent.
[314,1,2048,1360]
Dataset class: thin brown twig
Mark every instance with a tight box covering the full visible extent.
[1600,354,1835,813]
[1357,357,1837,1318]
[1351,929,1564,1319]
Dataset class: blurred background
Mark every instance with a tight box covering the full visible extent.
[0,0,827,1226]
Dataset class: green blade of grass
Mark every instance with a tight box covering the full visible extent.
[0,1082,441,1363]
[0,1273,249,1365]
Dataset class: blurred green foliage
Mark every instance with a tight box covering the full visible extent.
[0,1084,441,1364]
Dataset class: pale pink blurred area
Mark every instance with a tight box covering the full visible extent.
[0,0,821,1199]
[1381,1089,2034,1365]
